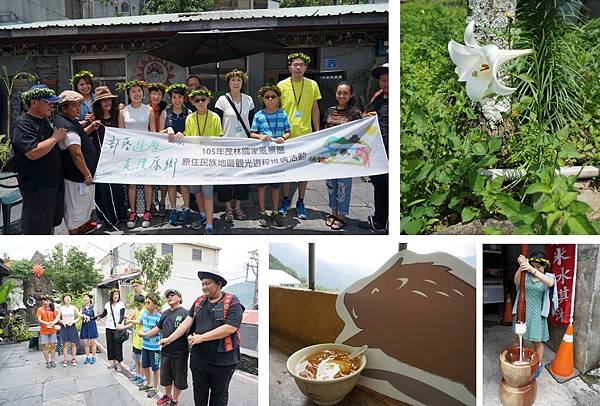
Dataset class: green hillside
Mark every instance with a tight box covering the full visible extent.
[269,254,303,281]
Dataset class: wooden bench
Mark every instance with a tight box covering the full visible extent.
[0,172,22,234]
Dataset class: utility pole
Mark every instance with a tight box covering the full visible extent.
[246,250,259,309]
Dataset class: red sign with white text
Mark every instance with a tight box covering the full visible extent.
[545,245,576,325]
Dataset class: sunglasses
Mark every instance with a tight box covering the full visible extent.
[193,97,208,103]
[264,95,278,100]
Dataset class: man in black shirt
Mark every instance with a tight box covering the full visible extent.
[360,63,389,232]
[10,84,67,234]
[160,271,244,406]
[143,289,189,406]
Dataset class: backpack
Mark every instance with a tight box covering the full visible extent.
[192,293,241,352]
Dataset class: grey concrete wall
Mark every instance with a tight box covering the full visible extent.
[0,0,67,23]
[568,245,600,373]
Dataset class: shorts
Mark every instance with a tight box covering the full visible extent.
[160,354,189,390]
[133,346,141,362]
[258,183,280,189]
[20,183,64,234]
[39,333,57,345]
[141,348,160,371]
[189,185,213,198]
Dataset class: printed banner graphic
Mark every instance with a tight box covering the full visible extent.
[545,244,576,325]
[94,116,388,185]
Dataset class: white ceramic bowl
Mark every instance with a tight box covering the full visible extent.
[286,343,367,405]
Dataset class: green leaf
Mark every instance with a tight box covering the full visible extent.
[525,183,552,195]
[473,142,487,156]
[429,191,448,207]
[0,281,12,304]
[565,214,597,235]
[488,137,502,153]
[461,207,477,223]
[401,218,423,235]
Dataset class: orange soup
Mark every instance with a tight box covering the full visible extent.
[296,349,361,381]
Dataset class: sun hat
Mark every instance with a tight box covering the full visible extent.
[93,86,118,104]
[58,90,83,104]
[371,63,389,79]
[197,270,228,287]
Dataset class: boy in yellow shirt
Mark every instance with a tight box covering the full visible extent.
[123,294,146,386]
[184,88,223,234]
[277,52,322,219]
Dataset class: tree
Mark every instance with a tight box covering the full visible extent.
[281,0,370,6]
[45,245,102,297]
[142,0,215,14]
[7,259,32,280]
[134,245,173,292]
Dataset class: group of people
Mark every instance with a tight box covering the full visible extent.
[8,52,389,234]
[36,271,244,406]
[36,292,98,368]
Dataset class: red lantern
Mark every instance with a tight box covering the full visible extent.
[32,263,45,277]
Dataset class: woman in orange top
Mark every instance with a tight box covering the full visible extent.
[36,295,58,368]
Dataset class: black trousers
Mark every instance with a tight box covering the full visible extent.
[105,328,123,362]
[190,353,236,406]
[20,183,64,234]
[371,172,388,226]
[372,135,389,226]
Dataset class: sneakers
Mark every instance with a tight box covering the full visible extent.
[142,211,152,228]
[78,220,99,234]
[258,211,270,228]
[191,213,207,230]
[296,201,308,220]
[534,363,544,379]
[272,212,284,227]
[279,198,290,215]
[168,209,179,225]
[180,208,191,225]
[204,225,215,235]
[90,356,95,365]
[46,361,51,368]
[157,394,172,405]
[169,401,179,406]
[134,376,146,386]
[127,212,137,228]
[146,388,158,398]
[84,356,90,365]
[139,384,154,392]
[358,215,386,232]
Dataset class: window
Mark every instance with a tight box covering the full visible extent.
[72,56,127,105]
[162,244,173,256]
[192,249,203,262]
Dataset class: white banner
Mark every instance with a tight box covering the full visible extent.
[94,115,388,185]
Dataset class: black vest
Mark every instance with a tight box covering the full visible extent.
[54,114,99,183]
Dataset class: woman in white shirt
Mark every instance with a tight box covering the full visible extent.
[214,70,255,222]
[118,80,156,229]
[95,288,126,371]
[52,294,83,367]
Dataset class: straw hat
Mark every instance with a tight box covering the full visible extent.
[93,86,118,104]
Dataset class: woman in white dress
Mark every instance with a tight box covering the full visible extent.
[214,70,255,222]
[117,80,156,228]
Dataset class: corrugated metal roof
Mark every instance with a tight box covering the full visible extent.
[0,4,387,31]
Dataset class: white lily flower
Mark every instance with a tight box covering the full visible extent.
[448,21,533,102]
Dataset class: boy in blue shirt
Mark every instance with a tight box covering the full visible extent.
[250,84,291,228]
[137,293,162,398]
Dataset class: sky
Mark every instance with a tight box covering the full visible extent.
[0,237,259,284]
[275,240,476,269]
